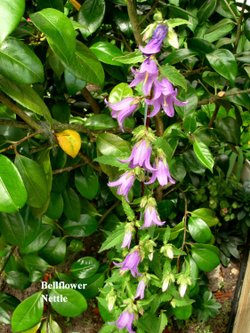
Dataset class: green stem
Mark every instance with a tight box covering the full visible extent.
[234,0,247,52]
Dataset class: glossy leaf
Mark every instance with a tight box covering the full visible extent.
[187,37,215,55]
[71,257,99,279]
[0,154,27,213]
[0,212,25,246]
[0,38,44,84]
[64,68,86,95]
[39,237,66,265]
[46,192,64,219]
[20,225,53,254]
[191,244,220,272]
[75,166,99,200]
[30,9,76,66]
[191,208,219,227]
[62,187,81,221]
[78,0,105,37]
[216,116,241,145]
[63,214,98,237]
[164,49,198,65]
[49,289,87,317]
[90,41,123,66]
[188,215,212,243]
[113,51,144,64]
[41,317,62,333]
[11,292,43,333]
[15,155,49,209]
[37,0,64,11]
[206,49,237,84]
[197,0,217,22]
[0,0,25,43]
[0,76,52,122]
[193,140,214,171]
[23,255,49,275]
[55,129,81,158]
[160,64,187,91]
[204,19,235,43]
[108,82,133,103]
[245,18,250,41]
[78,273,105,299]
[97,132,130,156]
[84,114,116,130]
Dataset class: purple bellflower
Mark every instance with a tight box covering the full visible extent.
[146,78,187,118]
[140,24,168,55]
[122,226,133,249]
[108,171,135,201]
[116,311,135,333]
[120,139,155,171]
[114,250,141,277]
[145,158,175,187]
[105,97,139,131]
[130,58,158,97]
[135,279,146,300]
[141,204,165,228]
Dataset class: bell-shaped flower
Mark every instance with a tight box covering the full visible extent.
[130,58,158,97]
[139,24,168,55]
[120,139,155,171]
[141,204,165,228]
[114,250,141,277]
[105,97,139,131]
[145,157,175,187]
[108,171,135,201]
[121,224,134,249]
[116,311,135,333]
[146,78,187,118]
[135,279,146,300]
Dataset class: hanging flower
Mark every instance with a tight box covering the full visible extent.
[140,24,168,55]
[120,139,155,171]
[116,311,135,333]
[141,204,165,228]
[105,97,139,131]
[108,171,135,201]
[145,157,175,187]
[114,250,141,277]
[135,279,146,300]
[130,58,159,97]
[121,224,134,249]
[146,78,187,118]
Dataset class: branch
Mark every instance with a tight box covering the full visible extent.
[53,163,84,174]
[82,87,101,114]
[234,0,247,52]
[69,0,81,11]
[99,201,120,224]
[0,130,42,153]
[0,120,30,129]
[127,0,143,46]
[79,152,101,172]
[198,88,250,106]
[140,0,160,25]
[0,93,43,131]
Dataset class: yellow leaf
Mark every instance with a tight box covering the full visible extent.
[21,322,41,333]
[55,130,81,158]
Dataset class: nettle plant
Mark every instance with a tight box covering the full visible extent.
[0,0,249,332]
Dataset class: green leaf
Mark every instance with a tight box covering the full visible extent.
[193,140,214,171]
[63,214,98,237]
[78,273,105,299]
[197,0,217,22]
[0,0,25,43]
[20,225,53,254]
[191,244,220,272]
[94,155,128,169]
[23,255,49,276]
[45,192,64,219]
[49,289,87,317]
[187,38,215,55]
[62,187,81,221]
[99,224,125,252]
[37,0,64,12]
[191,208,219,227]
[41,317,62,333]
[188,216,212,243]
[206,49,237,84]
[0,212,25,246]
[15,155,49,209]
[197,291,221,321]
[71,257,99,279]
[30,9,76,66]
[6,271,30,290]
[113,51,144,64]
[84,114,117,130]
[0,154,27,213]
[78,0,105,38]
[216,116,241,145]
[109,82,133,103]
[97,133,130,156]
[204,19,235,43]
[75,166,99,200]
[244,18,250,41]
[164,49,198,65]
[67,41,105,87]
[11,292,43,333]
[39,237,66,265]
[90,41,123,66]
[0,38,44,84]
[0,76,52,122]
[64,68,86,95]
[160,64,187,91]
[173,304,192,320]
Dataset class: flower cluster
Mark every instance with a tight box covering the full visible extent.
[105,24,187,333]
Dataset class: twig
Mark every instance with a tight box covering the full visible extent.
[0,93,43,131]
[234,0,247,52]
[79,152,101,172]
[127,0,143,46]
[140,0,160,25]
[198,88,250,106]
[99,201,120,224]
[53,163,84,174]
[82,87,101,114]
[69,0,81,11]
[177,193,188,272]
[208,104,220,128]
[0,130,42,153]
[183,66,209,77]
[0,120,30,129]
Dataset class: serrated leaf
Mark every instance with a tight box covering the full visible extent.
[160,64,187,91]
[113,51,144,64]
[193,140,214,171]
[55,129,81,158]
[99,224,125,252]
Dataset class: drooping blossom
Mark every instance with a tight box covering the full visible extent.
[140,24,168,55]
[141,204,165,228]
[146,78,187,118]
[135,279,146,300]
[120,139,155,171]
[108,171,135,201]
[114,250,141,277]
[105,97,139,131]
[130,58,158,97]
[116,311,135,333]
[122,225,133,249]
[145,158,175,187]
